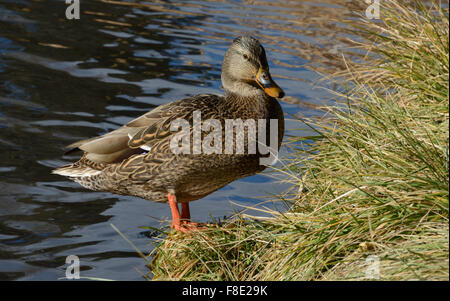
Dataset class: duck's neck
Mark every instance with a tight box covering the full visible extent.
[222,88,269,117]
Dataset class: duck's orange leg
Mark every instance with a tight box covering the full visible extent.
[181,202,199,227]
[181,202,191,221]
[168,193,188,233]
[168,194,204,232]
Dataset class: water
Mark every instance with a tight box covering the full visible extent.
[0,0,364,280]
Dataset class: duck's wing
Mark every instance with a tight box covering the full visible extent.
[65,95,220,164]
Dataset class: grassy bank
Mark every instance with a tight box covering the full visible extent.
[147,0,449,280]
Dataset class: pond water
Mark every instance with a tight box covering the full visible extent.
[0,0,364,280]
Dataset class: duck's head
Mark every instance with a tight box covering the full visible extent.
[221,36,285,99]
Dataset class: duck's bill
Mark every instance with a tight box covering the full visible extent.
[255,68,285,98]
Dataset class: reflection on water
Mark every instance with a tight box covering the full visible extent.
[0,0,364,280]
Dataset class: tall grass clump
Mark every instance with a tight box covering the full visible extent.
[148,0,449,280]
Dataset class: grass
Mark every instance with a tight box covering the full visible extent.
[146,0,449,281]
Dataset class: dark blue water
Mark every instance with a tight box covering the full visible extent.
[0,0,362,280]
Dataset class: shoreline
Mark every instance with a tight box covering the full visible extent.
[147,0,449,281]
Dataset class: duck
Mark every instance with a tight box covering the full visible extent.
[52,36,285,232]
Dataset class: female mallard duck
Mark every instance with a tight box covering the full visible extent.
[53,36,285,232]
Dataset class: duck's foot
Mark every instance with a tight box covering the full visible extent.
[171,223,191,233]
[168,193,209,233]
[172,221,208,233]
[181,220,198,226]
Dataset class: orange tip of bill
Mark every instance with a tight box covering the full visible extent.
[264,87,285,98]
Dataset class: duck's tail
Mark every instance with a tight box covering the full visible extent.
[52,164,102,178]
[52,163,108,192]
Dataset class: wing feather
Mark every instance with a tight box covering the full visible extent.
[64,95,221,164]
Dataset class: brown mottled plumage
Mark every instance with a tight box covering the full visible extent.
[53,36,285,232]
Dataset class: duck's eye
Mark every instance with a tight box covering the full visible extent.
[243,54,249,60]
